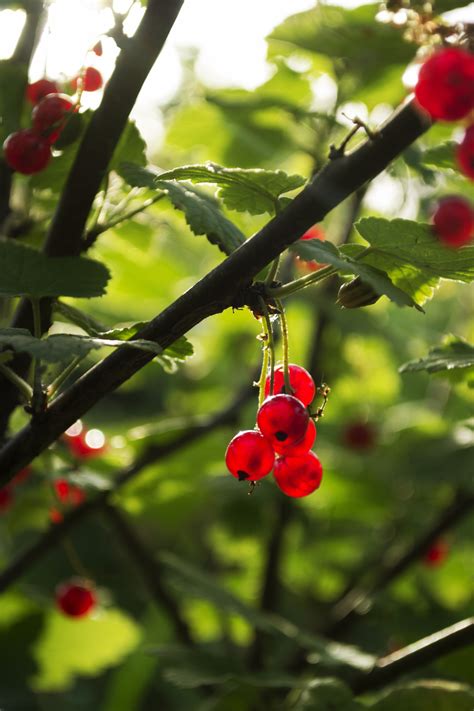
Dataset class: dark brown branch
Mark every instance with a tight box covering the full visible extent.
[0,100,431,484]
[0,0,185,435]
[102,503,193,646]
[350,617,474,694]
[323,488,474,637]
[0,385,251,594]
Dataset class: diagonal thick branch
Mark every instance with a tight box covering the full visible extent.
[0,99,431,484]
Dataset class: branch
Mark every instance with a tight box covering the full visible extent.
[0,385,252,594]
[0,0,185,434]
[323,488,474,637]
[350,617,474,694]
[0,100,431,483]
[102,502,193,646]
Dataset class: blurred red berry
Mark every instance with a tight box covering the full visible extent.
[92,40,103,56]
[32,93,76,143]
[273,451,323,497]
[3,129,51,174]
[432,196,474,247]
[49,508,64,524]
[343,421,377,451]
[295,226,326,272]
[423,540,449,567]
[11,466,32,486]
[0,487,13,512]
[56,581,96,617]
[54,478,86,505]
[414,48,474,121]
[72,67,103,92]
[225,430,275,481]
[66,431,105,459]
[265,364,316,405]
[457,125,474,181]
[26,78,58,104]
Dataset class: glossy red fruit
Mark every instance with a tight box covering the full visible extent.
[257,394,309,448]
[273,451,323,498]
[457,125,474,181]
[3,129,51,174]
[265,364,316,405]
[432,196,474,247]
[72,66,103,92]
[295,226,326,272]
[32,93,76,143]
[423,540,449,567]
[414,48,474,121]
[66,431,105,459]
[343,421,377,451]
[54,479,85,505]
[56,581,96,617]
[225,430,275,481]
[26,78,58,104]
[0,487,13,512]
[273,418,316,457]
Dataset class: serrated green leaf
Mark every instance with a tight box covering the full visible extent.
[119,164,246,254]
[0,61,27,146]
[123,162,305,216]
[53,301,106,335]
[399,336,474,377]
[367,681,474,710]
[0,241,110,298]
[421,142,457,171]
[291,239,419,309]
[0,328,163,363]
[353,218,474,305]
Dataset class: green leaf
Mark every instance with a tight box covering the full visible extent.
[353,217,474,305]
[0,328,163,363]
[292,678,363,710]
[399,336,474,378]
[32,608,141,691]
[291,239,419,309]
[421,142,457,171]
[53,301,106,335]
[0,61,27,145]
[111,120,146,177]
[367,681,474,710]
[0,241,110,298]
[120,164,246,254]
[123,162,305,216]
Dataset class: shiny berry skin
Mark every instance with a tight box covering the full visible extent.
[432,196,474,247]
[225,430,275,481]
[26,78,58,104]
[423,540,449,568]
[257,394,309,448]
[3,129,51,174]
[343,421,377,451]
[414,48,474,121]
[457,125,474,182]
[295,226,326,272]
[273,451,323,498]
[265,364,316,405]
[273,418,316,457]
[73,67,103,92]
[32,93,76,143]
[0,487,13,512]
[56,581,96,618]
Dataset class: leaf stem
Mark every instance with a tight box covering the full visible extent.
[0,363,33,402]
[265,256,281,286]
[267,266,337,299]
[47,356,83,400]
[275,299,291,394]
[84,193,166,248]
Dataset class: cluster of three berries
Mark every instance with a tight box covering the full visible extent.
[225,365,323,498]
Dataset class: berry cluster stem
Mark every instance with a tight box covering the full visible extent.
[275,298,292,395]
[0,363,33,403]
[257,297,275,405]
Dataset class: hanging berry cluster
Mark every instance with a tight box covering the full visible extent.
[225,300,329,498]
[414,46,474,247]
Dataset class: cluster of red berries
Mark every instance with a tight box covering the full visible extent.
[414,47,474,248]
[64,420,106,460]
[3,62,104,176]
[49,478,86,524]
[225,365,325,498]
[55,579,96,618]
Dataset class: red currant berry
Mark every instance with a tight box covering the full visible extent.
[55,581,96,618]
[432,196,474,247]
[257,394,309,448]
[265,364,316,405]
[92,40,103,56]
[457,125,474,182]
[32,93,76,143]
[225,430,275,481]
[423,540,449,568]
[49,507,64,524]
[414,48,474,121]
[0,487,13,513]
[273,451,323,498]
[343,421,377,451]
[65,429,105,459]
[273,418,316,457]
[54,479,70,502]
[72,67,103,92]
[11,465,32,486]
[295,226,326,272]
[3,129,51,174]
[26,78,58,104]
